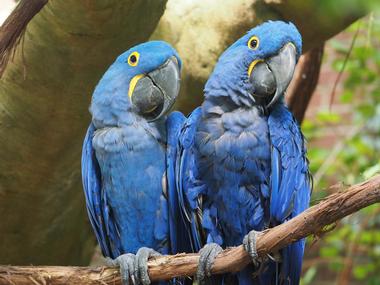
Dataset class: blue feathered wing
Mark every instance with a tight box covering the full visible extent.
[268,103,312,285]
[174,107,206,253]
[166,111,196,254]
[81,123,122,259]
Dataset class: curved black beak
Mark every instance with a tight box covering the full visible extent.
[249,43,296,108]
[130,56,180,121]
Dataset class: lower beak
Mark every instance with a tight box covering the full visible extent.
[249,43,297,108]
[130,56,180,121]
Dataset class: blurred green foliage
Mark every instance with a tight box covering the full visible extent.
[301,14,380,285]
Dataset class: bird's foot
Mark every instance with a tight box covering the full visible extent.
[243,230,261,267]
[196,243,223,284]
[106,254,136,285]
[134,247,161,285]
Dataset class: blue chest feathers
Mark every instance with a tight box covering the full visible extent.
[92,125,167,253]
[195,106,271,245]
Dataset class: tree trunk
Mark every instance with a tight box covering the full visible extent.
[0,0,167,265]
[152,0,369,113]
[286,45,325,123]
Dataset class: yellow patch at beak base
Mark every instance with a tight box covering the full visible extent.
[128,74,144,98]
[248,59,264,78]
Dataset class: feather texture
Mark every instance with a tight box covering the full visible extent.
[268,102,312,285]
[81,42,185,275]
[176,21,311,285]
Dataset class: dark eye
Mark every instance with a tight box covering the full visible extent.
[248,36,259,50]
[128,51,140,66]
[130,55,137,63]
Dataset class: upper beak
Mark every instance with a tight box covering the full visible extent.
[248,43,297,108]
[129,56,180,121]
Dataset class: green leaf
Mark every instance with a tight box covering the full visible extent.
[301,267,317,285]
[354,265,368,280]
[363,163,380,179]
[360,231,373,244]
[316,111,341,124]
[357,104,375,118]
[320,246,340,257]
[340,90,354,103]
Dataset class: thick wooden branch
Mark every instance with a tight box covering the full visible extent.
[0,0,48,76]
[1,175,380,284]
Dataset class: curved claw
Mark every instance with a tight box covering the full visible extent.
[107,254,136,285]
[134,247,161,285]
[196,243,223,284]
[243,230,260,267]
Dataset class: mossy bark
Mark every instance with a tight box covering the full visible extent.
[0,0,167,265]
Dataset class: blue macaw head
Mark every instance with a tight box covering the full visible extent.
[205,20,302,108]
[90,41,182,128]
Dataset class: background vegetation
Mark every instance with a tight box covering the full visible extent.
[302,15,380,285]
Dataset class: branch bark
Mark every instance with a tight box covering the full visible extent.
[1,175,379,285]
[286,45,325,123]
[0,0,48,76]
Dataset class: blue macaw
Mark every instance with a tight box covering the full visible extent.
[176,21,312,285]
[81,41,188,285]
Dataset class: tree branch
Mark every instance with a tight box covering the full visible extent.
[0,0,48,76]
[1,175,380,284]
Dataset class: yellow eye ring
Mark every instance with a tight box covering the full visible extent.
[128,51,140,66]
[248,36,259,50]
